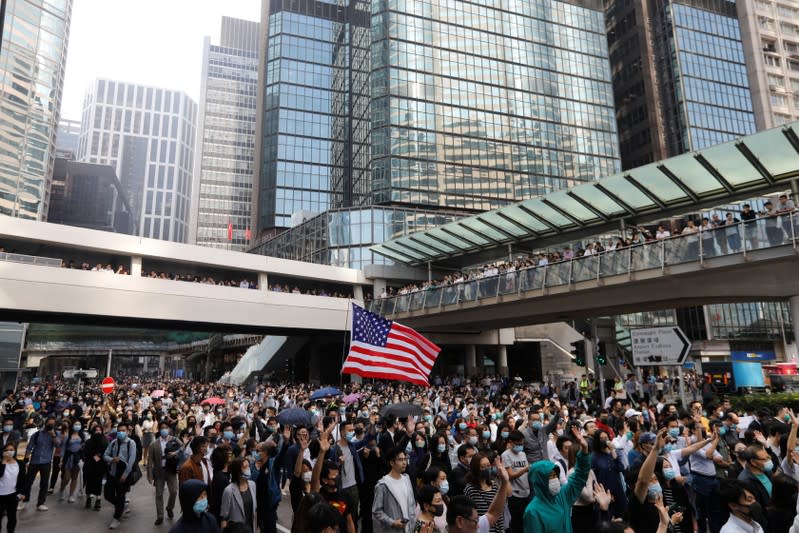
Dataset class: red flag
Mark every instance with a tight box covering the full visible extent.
[342,303,441,386]
[245,228,252,241]
[227,221,233,241]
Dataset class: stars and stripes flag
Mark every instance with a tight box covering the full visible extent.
[342,303,441,387]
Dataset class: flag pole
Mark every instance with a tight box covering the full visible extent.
[340,301,351,385]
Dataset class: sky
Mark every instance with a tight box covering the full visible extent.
[60,0,261,121]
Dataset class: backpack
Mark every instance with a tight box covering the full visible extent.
[111,439,142,486]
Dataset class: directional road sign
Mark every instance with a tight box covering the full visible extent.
[631,327,691,367]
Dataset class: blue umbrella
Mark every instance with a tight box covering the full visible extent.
[276,408,312,427]
[310,386,342,400]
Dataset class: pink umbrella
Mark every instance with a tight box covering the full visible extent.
[201,397,225,405]
[343,393,362,404]
[151,389,166,398]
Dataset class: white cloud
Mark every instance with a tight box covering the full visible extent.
[60,0,260,120]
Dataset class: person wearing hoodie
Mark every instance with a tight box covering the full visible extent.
[169,479,221,533]
[372,446,417,533]
[523,425,589,533]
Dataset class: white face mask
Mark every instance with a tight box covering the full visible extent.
[302,471,312,483]
[548,478,561,496]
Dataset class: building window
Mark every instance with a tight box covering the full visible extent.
[771,92,788,107]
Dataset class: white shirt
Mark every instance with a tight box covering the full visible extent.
[159,436,168,467]
[477,515,490,533]
[383,474,413,521]
[721,513,764,533]
[0,462,18,496]
[689,443,721,476]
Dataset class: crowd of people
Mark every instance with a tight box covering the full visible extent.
[379,196,799,300]
[0,375,796,533]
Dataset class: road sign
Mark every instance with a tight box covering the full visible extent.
[101,377,115,395]
[631,327,691,367]
[63,369,98,379]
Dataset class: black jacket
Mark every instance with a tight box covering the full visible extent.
[0,460,25,495]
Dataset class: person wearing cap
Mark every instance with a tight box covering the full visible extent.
[628,432,657,468]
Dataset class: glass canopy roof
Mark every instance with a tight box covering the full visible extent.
[372,123,799,266]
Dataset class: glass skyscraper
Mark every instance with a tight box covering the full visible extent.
[254,0,621,265]
[77,80,197,242]
[191,17,259,251]
[0,0,72,221]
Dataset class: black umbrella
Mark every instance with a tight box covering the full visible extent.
[310,386,342,400]
[380,402,424,418]
[276,407,312,427]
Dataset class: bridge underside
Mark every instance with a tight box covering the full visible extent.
[394,246,799,332]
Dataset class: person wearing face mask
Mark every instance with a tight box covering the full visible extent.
[629,429,673,533]
[502,431,530,533]
[655,457,690,533]
[169,479,220,533]
[522,407,559,465]
[148,422,180,525]
[57,419,85,503]
[413,485,445,533]
[0,417,20,449]
[591,429,627,519]
[21,415,62,512]
[464,453,504,533]
[220,457,257,532]
[103,421,139,529]
[737,443,773,531]
[428,434,452,477]
[418,467,449,531]
[378,414,411,471]
[719,480,764,533]
[82,424,106,511]
[523,425,590,533]
[407,431,430,483]
[0,441,24,533]
[327,420,364,527]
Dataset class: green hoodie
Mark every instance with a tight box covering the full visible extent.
[523,450,589,533]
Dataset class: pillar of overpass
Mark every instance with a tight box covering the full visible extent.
[791,296,799,347]
[497,345,508,378]
[373,279,387,298]
[465,345,477,377]
[309,349,321,386]
[353,285,364,302]
[131,256,142,277]
[258,272,269,290]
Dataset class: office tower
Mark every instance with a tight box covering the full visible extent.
[606,0,756,170]
[48,158,134,234]
[191,17,259,250]
[56,118,81,159]
[738,0,799,130]
[253,0,621,267]
[0,0,73,221]
[77,80,197,242]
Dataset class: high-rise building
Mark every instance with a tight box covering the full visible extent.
[606,0,756,170]
[0,0,73,221]
[56,118,81,159]
[191,17,259,250]
[48,158,134,234]
[77,80,197,242]
[253,0,621,266]
[738,0,799,130]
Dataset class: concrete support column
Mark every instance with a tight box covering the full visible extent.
[131,256,142,277]
[465,345,477,377]
[353,285,364,302]
[159,353,166,373]
[790,296,799,349]
[497,345,509,378]
[309,350,321,386]
[258,272,269,290]
[373,278,387,297]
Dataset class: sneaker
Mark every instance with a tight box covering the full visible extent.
[68,496,76,503]
[16,502,24,512]
[36,505,48,511]
[47,488,54,495]
[58,491,65,502]
[154,517,163,525]
[108,519,120,529]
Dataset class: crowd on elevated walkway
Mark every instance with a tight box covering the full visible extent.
[379,197,799,300]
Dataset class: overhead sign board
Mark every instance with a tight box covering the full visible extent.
[631,327,692,367]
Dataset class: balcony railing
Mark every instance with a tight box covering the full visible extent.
[370,211,798,316]
[0,252,62,267]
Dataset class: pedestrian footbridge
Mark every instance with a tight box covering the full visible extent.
[370,215,799,331]
[0,216,367,333]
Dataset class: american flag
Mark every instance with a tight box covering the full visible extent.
[342,303,441,387]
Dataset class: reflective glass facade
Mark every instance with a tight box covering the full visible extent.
[251,206,458,269]
[77,80,197,242]
[667,2,756,151]
[257,1,352,232]
[0,0,72,220]
[370,0,620,212]
[193,18,259,251]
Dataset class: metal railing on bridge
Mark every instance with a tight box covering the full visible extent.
[369,211,798,316]
[0,252,62,267]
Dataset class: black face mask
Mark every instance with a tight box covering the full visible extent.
[480,468,491,481]
[737,501,763,519]
[430,503,444,517]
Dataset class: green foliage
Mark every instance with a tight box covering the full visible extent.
[728,393,799,413]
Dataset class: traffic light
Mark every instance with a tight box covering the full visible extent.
[570,340,586,367]
[596,341,607,365]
